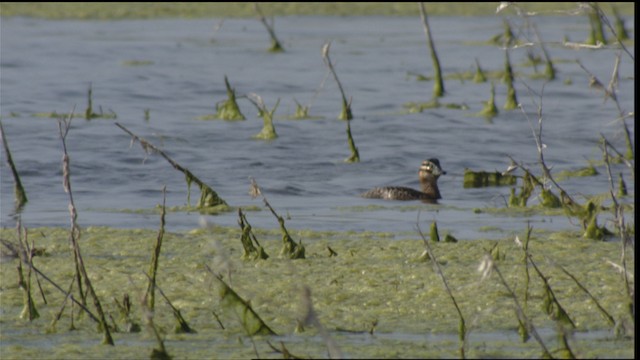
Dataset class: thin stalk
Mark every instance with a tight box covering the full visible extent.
[344,119,360,163]
[600,137,633,318]
[0,120,28,210]
[146,186,167,311]
[59,111,114,345]
[247,94,279,140]
[206,266,276,336]
[419,2,444,98]
[555,263,615,326]
[417,218,467,358]
[254,3,284,52]
[322,41,353,120]
[144,273,196,334]
[115,122,227,208]
[483,254,552,357]
[16,222,39,320]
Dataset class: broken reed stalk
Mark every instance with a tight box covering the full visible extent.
[0,120,28,210]
[600,137,634,315]
[527,255,576,358]
[503,50,519,110]
[531,23,555,80]
[142,297,172,360]
[299,286,343,359]
[479,82,498,118]
[49,278,76,332]
[480,252,551,357]
[611,5,630,41]
[473,58,487,83]
[247,93,279,140]
[216,76,245,121]
[418,2,444,98]
[115,122,227,209]
[578,55,634,161]
[146,186,167,311]
[16,222,39,320]
[206,266,276,336]
[416,220,467,358]
[22,257,101,325]
[238,208,269,260]
[85,82,93,120]
[516,222,533,310]
[322,41,352,120]
[586,2,635,62]
[518,83,581,210]
[344,119,360,163]
[144,273,195,334]
[264,199,305,259]
[250,177,305,259]
[555,263,616,327]
[59,111,114,345]
[254,3,284,52]
[528,256,576,329]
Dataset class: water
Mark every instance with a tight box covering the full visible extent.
[0,16,635,239]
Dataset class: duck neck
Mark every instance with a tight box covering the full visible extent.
[420,178,441,199]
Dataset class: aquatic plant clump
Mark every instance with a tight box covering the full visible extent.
[215,76,245,121]
[237,208,269,260]
[502,51,518,110]
[463,169,516,188]
[477,82,498,118]
[251,97,279,140]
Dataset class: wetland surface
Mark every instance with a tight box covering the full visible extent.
[0,8,635,359]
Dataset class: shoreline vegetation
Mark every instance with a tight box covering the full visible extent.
[0,2,635,20]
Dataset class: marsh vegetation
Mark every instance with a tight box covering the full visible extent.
[0,3,634,359]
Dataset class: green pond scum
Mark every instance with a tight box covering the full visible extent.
[0,225,633,358]
[463,169,516,188]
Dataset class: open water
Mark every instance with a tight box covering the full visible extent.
[0,15,634,239]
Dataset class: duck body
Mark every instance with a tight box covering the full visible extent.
[361,158,445,203]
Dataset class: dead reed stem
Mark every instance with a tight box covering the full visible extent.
[416,219,467,358]
[146,186,167,311]
[143,273,195,334]
[0,120,28,210]
[115,122,227,208]
[299,286,343,359]
[418,2,444,98]
[254,3,284,52]
[482,253,552,357]
[59,111,114,345]
[16,222,39,320]
[600,137,634,316]
[322,41,353,120]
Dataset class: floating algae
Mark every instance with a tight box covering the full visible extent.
[463,169,517,188]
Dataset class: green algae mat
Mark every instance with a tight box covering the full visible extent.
[0,225,633,358]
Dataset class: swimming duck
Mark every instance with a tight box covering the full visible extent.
[361,158,445,203]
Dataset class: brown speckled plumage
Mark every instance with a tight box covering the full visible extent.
[361,159,445,202]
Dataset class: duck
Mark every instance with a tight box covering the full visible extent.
[361,158,445,203]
